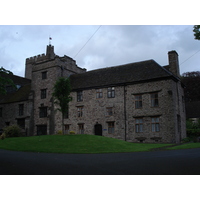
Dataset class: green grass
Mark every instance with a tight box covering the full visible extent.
[167,142,200,150]
[0,134,172,154]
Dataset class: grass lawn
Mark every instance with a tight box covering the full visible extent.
[0,134,173,154]
[167,142,200,150]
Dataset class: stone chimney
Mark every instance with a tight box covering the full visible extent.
[46,45,55,59]
[168,50,180,78]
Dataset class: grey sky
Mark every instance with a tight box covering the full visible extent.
[0,25,199,77]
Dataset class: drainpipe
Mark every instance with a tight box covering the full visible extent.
[124,85,127,141]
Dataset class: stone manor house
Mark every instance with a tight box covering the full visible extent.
[0,45,186,143]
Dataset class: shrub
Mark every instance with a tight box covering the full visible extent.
[3,124,22,138]
[69,131,75,135]
[0,133,6,140]
[57,130,63,135]
[186,119,200,142]
[182,137,192,143]
[187,129,200,137]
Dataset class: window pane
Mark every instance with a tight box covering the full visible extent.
[139,124,143,132]
[156,124,160,132]
[19,104,24,116]
[42,72,47,79]
[151,117,160,132]
[79,124,84,134]
[108,87,115,98]
[96,89,103,98]
[107,107,113,116]
[108,122,114,134]
[41,89,47,99]
[152,124,155,132]
[39,107,47,118]
[136,125,139,133]
[154,99,159,107]
[151,93,159,107]
[77,91,83,102]
[77,107,83,117]
[135,118,143,133]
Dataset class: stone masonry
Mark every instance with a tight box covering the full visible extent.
[0,45,186,143]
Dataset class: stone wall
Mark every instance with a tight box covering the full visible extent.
[28,47,86,135]
[23,46,186,143]
[64,86,126,140]
[0,99,33,135]
[62,78,186,143]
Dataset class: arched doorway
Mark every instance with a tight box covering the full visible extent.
[94,123,102,136]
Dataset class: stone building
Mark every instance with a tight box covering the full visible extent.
[0,73,33,135]
[0,45,186,143]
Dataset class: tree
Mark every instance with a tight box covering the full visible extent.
[181,71,200,102]
[52,77,72,134]
[0,67,16,94]
[193,25,200,40]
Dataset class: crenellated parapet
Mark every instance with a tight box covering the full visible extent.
[26,53,47,64]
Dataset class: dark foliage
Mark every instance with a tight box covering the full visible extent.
[3,124,22,138]
[52,77,72,133]
[193,25,200,40]
[181,71,200,102]
[0,67,16,94]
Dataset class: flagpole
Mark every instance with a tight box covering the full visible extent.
[49,36,52,45]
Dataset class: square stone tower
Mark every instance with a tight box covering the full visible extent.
[25,45,86,135]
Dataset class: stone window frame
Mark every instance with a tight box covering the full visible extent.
[106,107,113,116]
[41,89,47,99]
[41,71,47,80]
[150,92,159,107]
[77,91,83,102]
[135,95,143,109]
[78,123,84,134]
[107,87,115,98]
[135,118,143,133]
[107,121,115,134]
[96,89,103,99]
[39,106,48,118]
[77,106,83,118]
[151,117,160,132]
[18,104,24,116]
[64,124,70,134]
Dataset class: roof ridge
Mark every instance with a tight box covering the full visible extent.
[70,59,176,90]
[1,72,31,81]
[80,59,156,74]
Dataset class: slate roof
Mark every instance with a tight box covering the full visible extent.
[70,59,177,90]
[1,73,31,86]
[0,74,31,104]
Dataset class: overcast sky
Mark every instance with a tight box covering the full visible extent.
[0,0,198,194]
[0,25,199,78]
